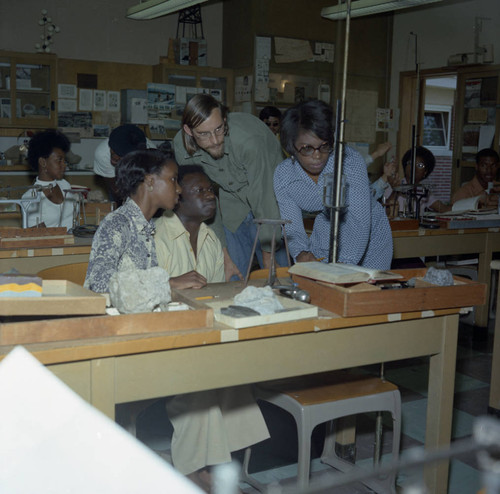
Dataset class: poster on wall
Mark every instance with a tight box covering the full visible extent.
[344,89,378,144]
[93,90,106,111]
[147,83,175,120]
[58,84,77,99]
[107,91,120,112]
[313,42,334,63]
[130,98,148,124]
[79,89,93,111]
[274,37,313,64]
[58,111,93,138]
[255,36,271,103]
[234,76,252,103]
[58,99,77,113]
[376,108,394,132]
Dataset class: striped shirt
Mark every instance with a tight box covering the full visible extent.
[274,146,393,270]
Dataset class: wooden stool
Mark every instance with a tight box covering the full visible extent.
[242,370,401,493]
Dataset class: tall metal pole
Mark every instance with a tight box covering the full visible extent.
[328,0,351,264]
[408,32,420,219]
[410,31,420,188]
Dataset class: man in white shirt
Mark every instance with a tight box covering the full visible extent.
[93,124,154,203]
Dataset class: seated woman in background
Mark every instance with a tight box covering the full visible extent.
[84,149,269,492]
[374,146,451,216]
[22,129,78,231]
[274,99,393,270]
[259,105,282,136]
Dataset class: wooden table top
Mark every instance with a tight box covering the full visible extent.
[392,226,497,238]
[0,235,92,259]
[0,284,462,367]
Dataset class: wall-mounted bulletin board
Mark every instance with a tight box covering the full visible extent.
[250,36,334,111]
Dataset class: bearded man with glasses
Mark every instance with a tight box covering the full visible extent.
[174,94,289,281]
[274,99,393,270]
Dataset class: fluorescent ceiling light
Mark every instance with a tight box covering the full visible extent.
[321,0,442,20]
[127,0,208,20]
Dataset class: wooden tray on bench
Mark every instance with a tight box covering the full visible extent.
[0,280,106,316]
[292,268,487,317]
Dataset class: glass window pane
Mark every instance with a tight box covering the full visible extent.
[15,63,52,119]
[423,129,445,147]
[424,112,444,130]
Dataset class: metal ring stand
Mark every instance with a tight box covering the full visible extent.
[244,218,292,286]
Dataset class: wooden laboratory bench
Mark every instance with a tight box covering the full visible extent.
[0,235,92,273]
[0,270,484,494]
[0,302,461,494]
[393,226,500,327]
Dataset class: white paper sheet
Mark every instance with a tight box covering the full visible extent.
[0,346,202,494]
[478,125,496,149]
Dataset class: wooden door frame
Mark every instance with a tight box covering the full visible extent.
[398,64,500,195]
[398,66,457,162]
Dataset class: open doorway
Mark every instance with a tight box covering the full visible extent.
[398,69,457,203]
[422,76,457,202]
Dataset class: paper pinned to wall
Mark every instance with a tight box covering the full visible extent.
[58,83,77,99]
[78,88,93,111]
[58,98,77,113]
[255,37,271,103]
[235,75,253,103]
[345,89,378,144]
[256,36,271,60]
[274,37,313,63]
[376,108,394,132]
[468,107,488,124]
[130,98,148,124]
[478,125,495,149]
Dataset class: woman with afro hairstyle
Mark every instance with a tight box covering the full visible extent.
[21,129,79,230]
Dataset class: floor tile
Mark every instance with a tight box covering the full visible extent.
[454,387,491,417]
[384,365,429,397]
[454,371,489,393]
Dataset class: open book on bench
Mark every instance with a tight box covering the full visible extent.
[288,262,403,284]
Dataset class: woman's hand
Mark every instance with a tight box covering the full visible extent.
[382,159,399,188]
[296,251,318,263]
[169,271,207,290]
[371,141,392,161]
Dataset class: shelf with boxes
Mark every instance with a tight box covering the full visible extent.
[0,51,57,129]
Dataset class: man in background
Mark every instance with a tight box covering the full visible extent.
[452,148,500,210]
[93,124,153,204]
